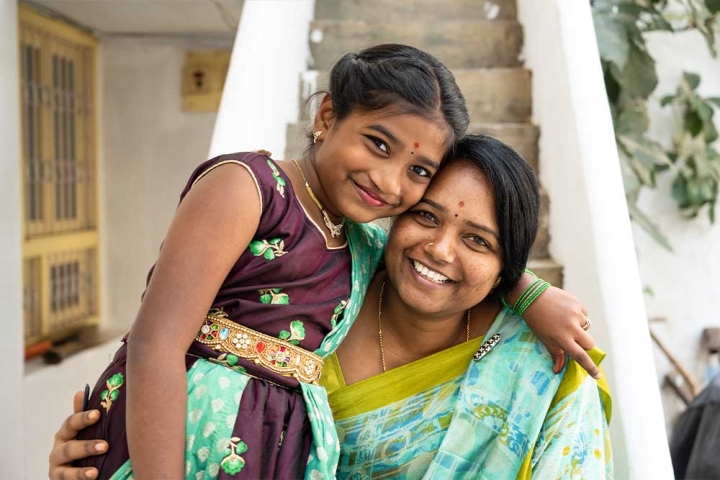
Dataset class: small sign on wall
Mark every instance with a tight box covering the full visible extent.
[182,50,231,112]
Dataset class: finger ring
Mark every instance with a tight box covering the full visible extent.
[582,317,591,331]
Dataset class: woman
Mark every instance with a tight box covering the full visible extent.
[51,135,610,479]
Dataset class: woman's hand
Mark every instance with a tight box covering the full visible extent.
[49,390,108,480]
[523,286,600,379]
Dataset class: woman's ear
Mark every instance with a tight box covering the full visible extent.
[313,94,335,135]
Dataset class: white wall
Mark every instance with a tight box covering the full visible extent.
[22,34,232,478]
[0,0,25,477]
[101,35,231,330]
[637,30,720,430]
[518,1,673,478]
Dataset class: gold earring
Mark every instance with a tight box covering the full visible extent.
[313,131,323,144]
[426,242,434,247]
[493,277,502,289]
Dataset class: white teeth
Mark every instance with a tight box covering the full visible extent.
[413,260,449,284]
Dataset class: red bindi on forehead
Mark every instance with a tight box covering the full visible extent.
[458,201,465,207]
[414,142,420,149]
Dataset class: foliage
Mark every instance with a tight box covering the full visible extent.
[592,0,720,249]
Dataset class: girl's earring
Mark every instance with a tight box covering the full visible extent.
[313,131,323,144]
[493,277,502,289]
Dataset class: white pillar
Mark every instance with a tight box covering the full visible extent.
[209,0,315,157]
[517,0,673,478]
[0,0,26,477]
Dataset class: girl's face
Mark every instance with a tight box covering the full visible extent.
[384,161,504,318]
[313,97,449,223]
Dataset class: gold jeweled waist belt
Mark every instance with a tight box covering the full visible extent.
[194,309,323,385]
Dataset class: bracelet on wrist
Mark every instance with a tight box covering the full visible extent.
[502,277,551,316]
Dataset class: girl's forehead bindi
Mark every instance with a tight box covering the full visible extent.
[414,142,420,149]
[458,201,465,207]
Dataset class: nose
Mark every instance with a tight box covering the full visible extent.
[371,164,403,203]
[425,230,455,264]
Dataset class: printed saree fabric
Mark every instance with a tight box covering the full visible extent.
[324,308,613,479]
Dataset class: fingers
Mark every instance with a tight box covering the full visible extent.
[56,410,101,443]
[576,329,595,351]
[566,344,601,379]
[50,465,99,480]
[72,390,84,414]
[49,438,107,471]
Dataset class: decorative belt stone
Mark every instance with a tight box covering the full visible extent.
[194,309,323,385]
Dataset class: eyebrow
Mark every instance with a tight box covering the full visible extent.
[418,198,500,241]
[368,124,441,170]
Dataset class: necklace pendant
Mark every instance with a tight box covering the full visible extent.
[323,214,344,238]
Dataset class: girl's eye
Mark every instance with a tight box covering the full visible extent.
[367,136,389,154]
[409,165,431,178]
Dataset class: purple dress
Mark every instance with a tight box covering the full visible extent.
[76,152,353,479]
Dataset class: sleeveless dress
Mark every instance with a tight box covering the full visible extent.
[75,152,386,479]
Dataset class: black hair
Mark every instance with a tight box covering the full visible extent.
[448,134,540,297]
[316,44,469,147]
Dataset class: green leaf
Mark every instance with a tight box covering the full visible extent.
[263,249,275,261]
[660,95,675,107]
[616,106,649,135]
[685,111,704,137]
[290,320,306,339]
[278,330,290,340]
[249,241,266,256]
[237,441,248,454]
[110,390,119,401]
[683,72,701,91]
[226,354,238,366]
[221,458,245,475]
[593,11,631,69]
[269,238,281,245]
[617,134,672,186]
[108,373,124,388]
[672,175,692,208]
[275,294,289,305]
[628,203,673,251]
[620,40,658,97]
[705,121,719,144]
[707,97,720,108]
[100,390,108,401]
[706,0,720,14]
[259,293,272,304]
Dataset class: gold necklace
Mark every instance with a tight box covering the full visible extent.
[292,159,345,238]
[378,281,470,373]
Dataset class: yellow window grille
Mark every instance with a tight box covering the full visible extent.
[19,4,100,347]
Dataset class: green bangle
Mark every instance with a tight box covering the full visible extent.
[523,268,538,279]
[515,279,551,316]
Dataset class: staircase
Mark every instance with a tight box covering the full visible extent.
[285,0,563,287]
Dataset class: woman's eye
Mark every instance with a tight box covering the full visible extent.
[470,236,489,248]
[368,136,389,154]
[415,211,436,223]
[409,165,431,178]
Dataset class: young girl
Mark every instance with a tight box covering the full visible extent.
[74,44,595,480]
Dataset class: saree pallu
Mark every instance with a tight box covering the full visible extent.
[324,308,613,479]
[76,220,386,480]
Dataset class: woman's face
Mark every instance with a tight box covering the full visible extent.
[313,97,449,223]
[385,161,504,317]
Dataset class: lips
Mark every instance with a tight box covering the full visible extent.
[353,181,389,208]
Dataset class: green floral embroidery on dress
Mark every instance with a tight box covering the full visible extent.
[210,353,247,374]
[330,300,348,328]
[278,320,305,345]
[100,373,124,413]
[259,288,289,305]
[266,159,286,197]
[221,437,248,475]
[249,238,287,260]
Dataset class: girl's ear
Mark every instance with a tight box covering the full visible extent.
[313,94,335,134]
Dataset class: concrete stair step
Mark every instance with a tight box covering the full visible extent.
[295,68,532,124]
[309,20,523,70]
[527,258,564,288]
[315,0,517,22]
[467,123,538,171]
[532,192,550,260]
[455,68,532,123]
